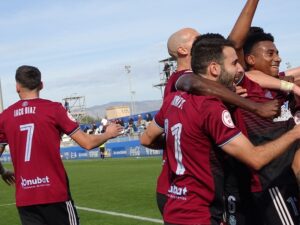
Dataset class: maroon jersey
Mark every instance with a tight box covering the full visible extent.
[155,92,241,224]
[157,69,192,195]
[237,74,296,192]
[237,74,291,138]
[163,69,192,98]
[0,98,79,207]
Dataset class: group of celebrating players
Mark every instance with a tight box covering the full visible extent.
[1,0,300,225]
[141,0,300,225]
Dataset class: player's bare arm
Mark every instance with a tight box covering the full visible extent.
[0,144,15,186]
[0,161,15,186]
[246,70,300,96]
[222,125,300,170]
[71,123,123,150]
[176,74,280,118]
[285,66,300,83]
[227,0,260,67]
[140,121,164,149]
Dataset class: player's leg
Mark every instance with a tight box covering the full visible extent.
[17,205,46,225]
[42,200,80,225]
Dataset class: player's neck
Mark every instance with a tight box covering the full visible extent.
[176,58,191,71]
[19,91,39,100]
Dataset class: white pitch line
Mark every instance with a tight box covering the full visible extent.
[0,203,15,207]
[0,203,163,224]
[76,206,163,224]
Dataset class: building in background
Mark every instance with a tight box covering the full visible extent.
[106,105,130,120]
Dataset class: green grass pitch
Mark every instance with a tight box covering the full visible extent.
[0,157,163,225]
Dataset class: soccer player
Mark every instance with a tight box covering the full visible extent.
[0,65,123,225]
[156,0,282,216]
[236,27,300,225]
[141,34,300,225]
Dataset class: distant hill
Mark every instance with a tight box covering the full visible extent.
[86,100,162,118]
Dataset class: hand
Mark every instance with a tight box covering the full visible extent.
[105,123,124,138]
[1,169,15,186]
[254,100,280,118]
[235,85,248,97]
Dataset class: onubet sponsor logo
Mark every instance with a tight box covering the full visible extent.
[21,176,50,189]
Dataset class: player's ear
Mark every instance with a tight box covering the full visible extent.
[245,54,255,67]
[38,81,43,91]
[208,62,221,79]
[177,46,189,56]
[16,82,21,93]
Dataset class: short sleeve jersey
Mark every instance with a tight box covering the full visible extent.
[155,92,241,225]
[157,69,192,195]
[0,98,79,207]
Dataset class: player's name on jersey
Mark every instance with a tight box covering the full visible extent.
[14,106,36,117]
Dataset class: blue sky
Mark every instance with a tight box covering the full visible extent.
[0,0,300,108]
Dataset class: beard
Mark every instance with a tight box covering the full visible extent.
[217,66,235,91]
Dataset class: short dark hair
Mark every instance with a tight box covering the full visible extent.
[15,65,42,90]
[243,26,274,55]
[191,33,235,75]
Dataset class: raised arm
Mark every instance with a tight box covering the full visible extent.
[222,124,300,170]
[227,0,260,67]
[71,123,123,150]
[176,74,280,118]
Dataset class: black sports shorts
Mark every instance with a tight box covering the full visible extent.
[156,192,168,215]
[18,200,80,225]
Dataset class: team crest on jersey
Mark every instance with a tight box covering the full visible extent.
[22,101,28,107]
[222,110,235,128]
[67,111,76,122]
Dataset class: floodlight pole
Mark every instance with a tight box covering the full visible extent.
[125,65,135,116]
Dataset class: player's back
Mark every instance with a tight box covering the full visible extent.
[158,92,241,224]
[0,98,79,206]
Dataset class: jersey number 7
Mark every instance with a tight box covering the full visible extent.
[20,123,35,162]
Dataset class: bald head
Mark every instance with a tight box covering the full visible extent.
[167,28,199,59]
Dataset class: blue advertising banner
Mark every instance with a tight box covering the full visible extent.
[0,151,12,162]
[105,140,162,158]
[0,140,162,162]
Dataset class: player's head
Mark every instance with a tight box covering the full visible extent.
[243,26,281,77]
[167,28,199,59]
[15,65,43,93]
[191,33,244,91]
